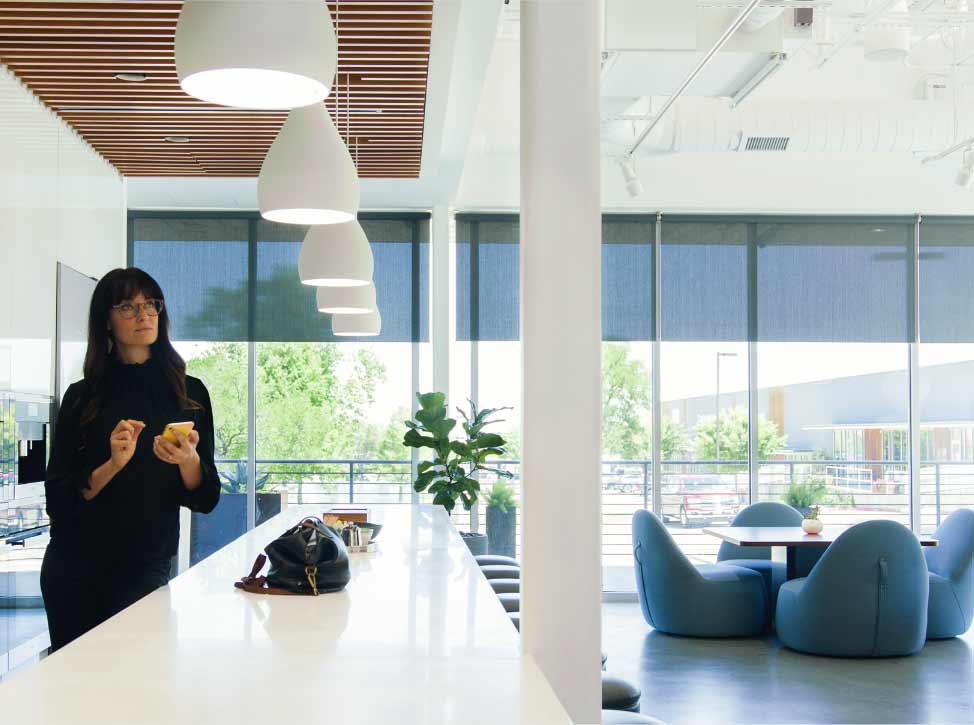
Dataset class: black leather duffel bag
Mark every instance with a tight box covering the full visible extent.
[235,517,350,595]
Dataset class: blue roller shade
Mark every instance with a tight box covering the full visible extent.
[919,219,974,343]
[661,221,747,342]
[455,215,656,342]
[132,218,249,341]
[132,214,429,343]
[755,220,912,343]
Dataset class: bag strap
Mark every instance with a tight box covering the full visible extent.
[233,552,300,596]
[232,552,320,596]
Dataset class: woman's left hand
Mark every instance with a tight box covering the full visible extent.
[153,429,200,467]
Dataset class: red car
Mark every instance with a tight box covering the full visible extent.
[661,475,743,528]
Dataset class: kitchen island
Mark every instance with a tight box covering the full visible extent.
[0,505,571,724]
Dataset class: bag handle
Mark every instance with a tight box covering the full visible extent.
[233,552,321,596]
[233,553,301,596]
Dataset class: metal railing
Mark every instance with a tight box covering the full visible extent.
[215,456,974,542]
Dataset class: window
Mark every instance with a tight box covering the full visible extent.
[132,217,251,566]
[756,219,913,528]
[131,212,430,567]
[918,219,974,535]
[660,219,749,564]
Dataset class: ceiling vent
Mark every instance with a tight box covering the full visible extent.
[741,135,790,152]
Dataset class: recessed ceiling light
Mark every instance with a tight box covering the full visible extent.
[164,135,191,144]
[114,72,148,82]
[872,228,886,233]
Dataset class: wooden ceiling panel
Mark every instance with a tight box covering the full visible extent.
[0,0,432,178]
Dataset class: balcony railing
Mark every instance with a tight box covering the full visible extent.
[214,457,974,551]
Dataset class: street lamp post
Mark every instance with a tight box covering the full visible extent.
[715,352,739,470]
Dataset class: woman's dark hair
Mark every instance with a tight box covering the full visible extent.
[81,267,202,427]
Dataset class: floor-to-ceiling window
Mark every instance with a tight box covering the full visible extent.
[453,211,974,594]
[132,216,251,567]
[131,212,430,567]
[918,219,974,534]
[660,219,749,565]
[754,219,913,529]
[454,215,521,546]
[133,210,974,584]
[455,214,660,587]
[601,217,655,589]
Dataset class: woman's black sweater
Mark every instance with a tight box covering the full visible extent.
[45,356,221,564]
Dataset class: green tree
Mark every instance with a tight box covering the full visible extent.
[185,341,396,493]
[602,343,686,460]
[693,408,788,463]
[185,343,248,460]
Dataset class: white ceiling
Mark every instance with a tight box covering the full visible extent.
[129,0,974,214]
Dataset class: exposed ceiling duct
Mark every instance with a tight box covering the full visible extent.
[603,97,969,155]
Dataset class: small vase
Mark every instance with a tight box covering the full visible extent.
[802,518,823,535]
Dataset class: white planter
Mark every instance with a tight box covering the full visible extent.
[802,518,824,534]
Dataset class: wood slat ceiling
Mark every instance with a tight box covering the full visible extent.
[0,0,432,177]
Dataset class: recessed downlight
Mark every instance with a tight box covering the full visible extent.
[114,72,148,82]
[164,135,191,144]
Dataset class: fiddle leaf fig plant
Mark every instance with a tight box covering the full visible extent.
[403,392,513,513]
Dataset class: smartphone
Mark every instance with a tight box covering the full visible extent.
[162,421,195,444]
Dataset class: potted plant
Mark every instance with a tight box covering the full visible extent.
[403,392,513,555]
[784,477,827,517]
[802,505,823,534]
[485,480,517,557]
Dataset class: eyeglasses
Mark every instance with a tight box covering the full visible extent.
[112,300,164,319]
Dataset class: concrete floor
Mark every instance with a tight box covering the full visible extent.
[602,601,974,725]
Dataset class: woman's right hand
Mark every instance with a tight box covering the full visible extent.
[109,419,145,472]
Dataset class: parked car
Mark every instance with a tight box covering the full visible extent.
[660,475,743,528]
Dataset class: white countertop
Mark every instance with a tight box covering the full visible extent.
[0,505,572,725]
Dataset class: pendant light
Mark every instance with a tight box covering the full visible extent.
[332,310,382,337]
[316,283,377,314]
[175,0,337,110]
[299,220,373,287]
[259,102,360,225]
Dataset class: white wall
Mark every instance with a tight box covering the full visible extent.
[0,66,126,395]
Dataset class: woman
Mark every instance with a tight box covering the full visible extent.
[41,267,221,651]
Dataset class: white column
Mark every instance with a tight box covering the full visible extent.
[424,204,451,507]
[520,2,602,723]
[431,204,451,397]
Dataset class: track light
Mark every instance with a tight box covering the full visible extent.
[957,150,974,187]
[619,156,643,198]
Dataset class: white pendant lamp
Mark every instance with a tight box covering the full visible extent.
[259,103,360,225]
[332,310,382,337]
[316,283,377,314]
[299,221,373,287]
[175,0,337,109]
